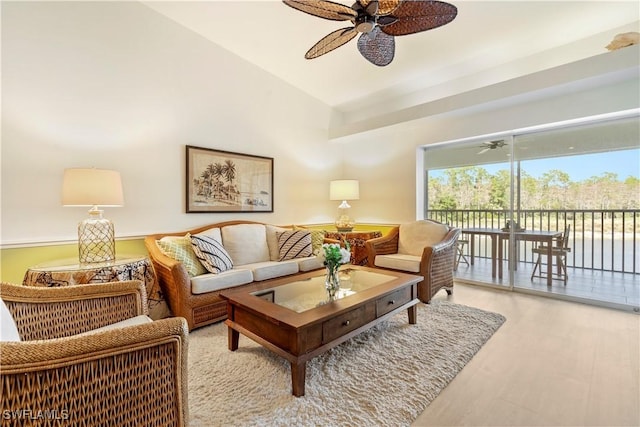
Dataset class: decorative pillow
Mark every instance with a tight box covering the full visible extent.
[0,299,21,342]
[156,235,207,277]
[294,225,325,253]
[277,230,313,261]
[190,233,234,274]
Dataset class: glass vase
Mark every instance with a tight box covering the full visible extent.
[325,264,341,299]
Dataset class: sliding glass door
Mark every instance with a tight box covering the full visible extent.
[425,133,514,290]
[422,111,640,311]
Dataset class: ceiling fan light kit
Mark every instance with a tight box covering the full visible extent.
[283,0,457,66]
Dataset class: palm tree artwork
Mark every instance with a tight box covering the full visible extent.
[195,160,240,204]
[188,146,273,212]
[223,159,238,202]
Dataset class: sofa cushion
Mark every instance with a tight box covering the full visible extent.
[242,260,299,281]
[266,225,291,261]
[157,235,207,277]
[191,233,234,274]
[79,315,153,336]
[296,256,324,272]
[374,254,421,273]
[398,221,449,256]
[0,299,20,342]
[191,269,254,295]
[221,224,270,266]
[277,230,313,261]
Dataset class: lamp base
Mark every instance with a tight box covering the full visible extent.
[335,207,355,233]
[78,210,116,263]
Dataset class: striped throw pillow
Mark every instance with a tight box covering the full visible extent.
[293,226,325,252]
[277,230,312,261]
[190,233,233,274]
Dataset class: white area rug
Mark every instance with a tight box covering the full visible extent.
[188,301,506,426]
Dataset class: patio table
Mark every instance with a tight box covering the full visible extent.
[462,228,563,286]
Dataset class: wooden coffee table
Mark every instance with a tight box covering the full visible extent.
[220,265,423,397]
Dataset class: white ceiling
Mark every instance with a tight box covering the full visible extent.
[143,1,640,113]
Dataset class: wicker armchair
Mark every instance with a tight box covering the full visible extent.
[365,220,461,303]
[0,281,189,426]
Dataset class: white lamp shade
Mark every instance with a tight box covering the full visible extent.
[329,180,360,201]
[62,168,124,207]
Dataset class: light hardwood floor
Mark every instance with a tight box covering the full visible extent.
[413,283,640,427]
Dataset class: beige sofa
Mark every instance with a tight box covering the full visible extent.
[145,220,329,330]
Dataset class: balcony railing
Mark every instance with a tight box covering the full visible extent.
[427,209,640,274]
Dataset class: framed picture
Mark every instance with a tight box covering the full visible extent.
[186,145,274,213]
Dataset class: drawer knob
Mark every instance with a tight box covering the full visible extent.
[388,300,396,305]
[343,320,350,326]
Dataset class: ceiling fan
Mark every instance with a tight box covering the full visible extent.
[478,140,506,155]
[282,0,458,66]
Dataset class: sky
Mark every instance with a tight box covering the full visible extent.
[478,149,640,182]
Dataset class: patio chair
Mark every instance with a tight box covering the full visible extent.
[0,280,189,426]
[455,238,470,270]
[365,219,461,302]
[531,224,571,283]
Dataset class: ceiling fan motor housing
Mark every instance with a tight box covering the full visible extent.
[355,15,375,33]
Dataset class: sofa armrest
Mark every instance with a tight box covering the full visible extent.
[1,280,147,341]
[418,227,461,301]
[1,317,189,426]
[420,227,461,270]
[144,235,192,322]
[431,227,461,254]
[365,227,400,267]
[323,237,341,245]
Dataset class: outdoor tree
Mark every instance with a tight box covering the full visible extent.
[428,166,639,211]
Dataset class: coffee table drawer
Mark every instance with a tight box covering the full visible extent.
[322,303,375,343]
[376,286,411,317]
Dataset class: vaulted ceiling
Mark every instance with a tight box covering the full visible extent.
[144,0,639,118]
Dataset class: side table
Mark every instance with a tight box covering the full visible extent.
[325,230,383,266]
[22,255,170,320]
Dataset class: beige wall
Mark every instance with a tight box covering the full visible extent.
[1,1,339,248]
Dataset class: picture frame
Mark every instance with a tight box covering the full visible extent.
[186,145,274,213]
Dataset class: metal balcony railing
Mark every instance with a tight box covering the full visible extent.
[427,209,640,274]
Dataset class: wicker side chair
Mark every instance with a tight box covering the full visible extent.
[365,220,461,303]
[0,280,189,427]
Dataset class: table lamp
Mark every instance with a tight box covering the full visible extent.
[62,168,124,263]
[329,179,359,232]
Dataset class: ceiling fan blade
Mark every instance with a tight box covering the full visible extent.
[365,0,379,16]
[478,147,490,155]
[382,0,457,36]
[305,27,358,59]
[377,15,399,26]
[357,26,395,66]
[377,0,400,15]
[283,0,357,21]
